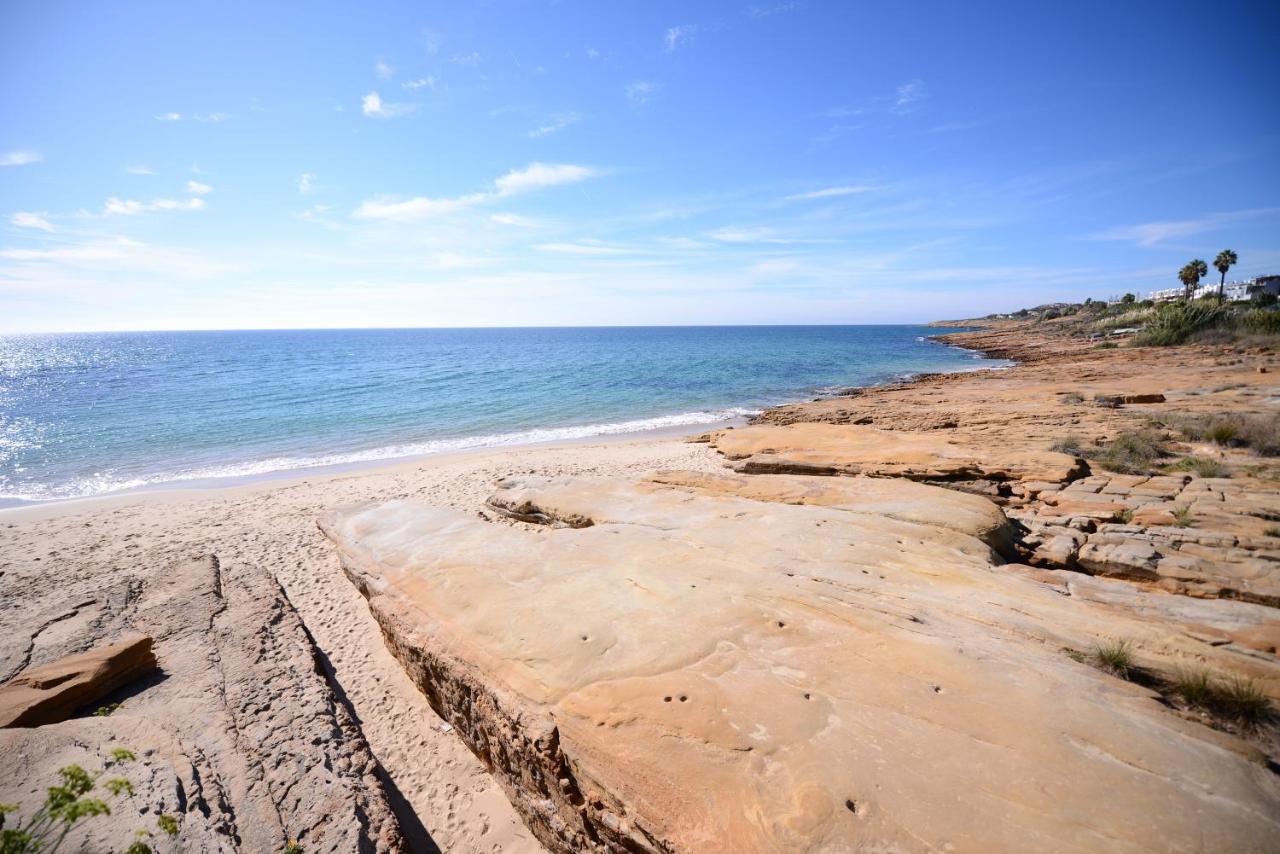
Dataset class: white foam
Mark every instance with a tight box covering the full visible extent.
[1,406,761,503]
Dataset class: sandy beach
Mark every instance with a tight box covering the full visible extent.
[1,435,724,853]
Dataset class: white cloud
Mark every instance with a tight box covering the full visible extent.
[746,2,800,18]
[585,47,600,59]
[785,184,878,201]
[490,212,541,227]
[354,162,598,222]
[528,112,582,138]
[450,52,481,66]
[402,75,436,90]
[1,150,42,167]
[493,162,594,195]
[534,241,628,255]
[375,59,395,79]
[1090,208,1279,247]
[664,25,696,53]
[422,29,443,54]
[10,212,55,231]
[298,173,315,194]
[627,80,659,106]
[102,196,206,216]
[186,180,213,195]
[893,81,925,113]
[708,226,773,243]
[125,165,156,175]
[362,91,416,118]
[154,111,229,122]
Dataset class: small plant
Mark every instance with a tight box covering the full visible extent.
[1094,341,1118,349]
[93,702,121,718]
[1215,675,1272,724]
[1170,666,1214,707]
[1265,526,1280,538]
[1090,430,1168,474]
[1060,392,1084,404]
[0,748,171,854]
[1166,455,1229,478]
[156,814,179,837]
[1205,421,1239,445]
[284,841,303,854]
[1090,639,1134,679]
[1172,504,1195,527]
[1117,507,1134,523]
[1050,435,1086,455]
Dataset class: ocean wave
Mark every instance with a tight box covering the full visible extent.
[0,406,761,503]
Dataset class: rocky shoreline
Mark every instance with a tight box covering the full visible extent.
[3,318,1278,852]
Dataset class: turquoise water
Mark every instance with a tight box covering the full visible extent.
[0,326,1002,504]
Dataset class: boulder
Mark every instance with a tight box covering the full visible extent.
[322,473,1280,854]
[0,634,156,728]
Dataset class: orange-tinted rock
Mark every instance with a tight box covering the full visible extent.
[0,634,155,728]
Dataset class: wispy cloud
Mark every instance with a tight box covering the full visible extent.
[186,180,212,195]
[535,240,628,255]
[298,173,315,194]
[362,91,416,118]
[422,29,443,54]
[374,59,395,79]
[746,2,800,18]
[402,75,436,90]
[664,25,697,53]
[490,212,541,227]
[10,212,55,232]
[627,80,659,106]
[354,162,598,221]
[450,52,481,66]
[125,165,156,175]
[529,112,582,138]
[1,150,42,166]
[785,184,878,201]
[1089,208,1280,247]
[892,80,925,114]
[154,112,230,122]
[102,196,206,216]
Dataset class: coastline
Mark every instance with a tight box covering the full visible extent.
[1,329,1007,512]
[3,316,1278,851]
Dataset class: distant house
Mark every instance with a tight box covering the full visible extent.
[1147,275,1280,303]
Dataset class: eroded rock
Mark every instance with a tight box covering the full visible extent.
[0,634,156,727]
[323,473,1280,853]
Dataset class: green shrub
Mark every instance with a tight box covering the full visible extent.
[1134,300,1229,346]
[1090,430,1167,474]
[1060,392,1084,405]
[1172,504,1195,527]
[1265,526,1280,538]
[1166,456,1229,478]
[1239,308,1280,335]
[1168,668,1273,726]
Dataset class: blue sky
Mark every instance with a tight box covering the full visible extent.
[1,0,1277,331]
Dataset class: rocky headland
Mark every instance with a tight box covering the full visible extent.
[3,317,1279,852]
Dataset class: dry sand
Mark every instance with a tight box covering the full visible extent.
[0,435,725,853]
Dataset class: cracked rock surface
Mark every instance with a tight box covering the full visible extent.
[0,554,403,852]
[322,472,1280,853]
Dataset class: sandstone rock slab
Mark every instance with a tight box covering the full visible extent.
[323,473,1280,853]
[704,423,1085,486]
[0,634,156,728]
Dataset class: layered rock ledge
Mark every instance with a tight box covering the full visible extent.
[322,472,1280,853]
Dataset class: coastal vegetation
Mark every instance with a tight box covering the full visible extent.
[993,248,1278,347]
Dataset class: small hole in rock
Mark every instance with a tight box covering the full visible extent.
[580,635,589,641]
[678,695,688,702]
[845,799,858,814]
[663,696,672,702]
[803,693,811,700]
[776,621,786,628]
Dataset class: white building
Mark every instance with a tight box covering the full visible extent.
[1147,275,1280,303]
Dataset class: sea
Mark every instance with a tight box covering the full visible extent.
[0,326,1006,506]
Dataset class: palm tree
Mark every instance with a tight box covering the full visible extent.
[1213,249,1238,298]
[1179,259,1208,301]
